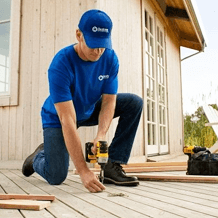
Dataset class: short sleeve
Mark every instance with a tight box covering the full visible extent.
[48,54,73,104]
[102,52,119,94]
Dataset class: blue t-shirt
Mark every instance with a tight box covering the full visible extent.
[41,44,119,128]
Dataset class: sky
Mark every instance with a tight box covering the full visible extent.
[181,0,218,115]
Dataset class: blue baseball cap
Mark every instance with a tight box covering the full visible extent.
[78,10,112,49]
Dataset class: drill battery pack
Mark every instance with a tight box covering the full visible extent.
[186,148,218,175]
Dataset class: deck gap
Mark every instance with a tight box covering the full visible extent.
[19,209,27,218]
[140,182,218,203]
[0,184,7,194]
[110,184,218,218]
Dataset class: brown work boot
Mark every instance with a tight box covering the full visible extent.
[103,160,139,186]
[22,143,44,177]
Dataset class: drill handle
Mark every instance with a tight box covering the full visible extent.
[85,142,95,163]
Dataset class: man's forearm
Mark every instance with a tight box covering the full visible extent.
[96,94,116,139]
[61,118,89,174]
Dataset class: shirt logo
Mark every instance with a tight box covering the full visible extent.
[92,26,109,33]
[98,75,109,81]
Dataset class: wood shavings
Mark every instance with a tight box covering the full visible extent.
[107,193,129,197]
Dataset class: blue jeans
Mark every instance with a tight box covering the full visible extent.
[33,93,143,185]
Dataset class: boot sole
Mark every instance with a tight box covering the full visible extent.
[103,177,139,186]
[22,143,44,177]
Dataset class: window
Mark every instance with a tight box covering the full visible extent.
[0,0,21,106]
[143,3,168,156]
[0,0,11,94]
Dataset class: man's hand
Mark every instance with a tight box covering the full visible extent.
[80,169,105,193]
[91,136,106,154]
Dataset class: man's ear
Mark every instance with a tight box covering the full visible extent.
[76,29,83,42]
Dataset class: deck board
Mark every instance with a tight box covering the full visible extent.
[0,170,218,218]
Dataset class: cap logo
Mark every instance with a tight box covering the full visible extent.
[92,26,109,33]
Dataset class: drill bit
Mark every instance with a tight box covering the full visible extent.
[100,168,104,184]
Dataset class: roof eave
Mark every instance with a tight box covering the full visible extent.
[182,0,206,51]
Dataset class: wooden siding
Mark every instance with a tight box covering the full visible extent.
[166,27,184,154]
[0,0,184,165]
[0,0,144,165]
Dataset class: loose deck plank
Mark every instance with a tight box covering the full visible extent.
[0,170,55,218]
[0,200,51,211]
[77,166,187,174]
[0,194,55,201]
[8,170,87,218]
[0,186,23,218]
[133,174,218,183]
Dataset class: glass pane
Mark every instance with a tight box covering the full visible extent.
[0,82,6,92]
[152,102,155,122]
[5,83,8,92]
[160,31,163,46]
[145,31,149,51]
[0,0,11,20]
[151,79,154,99]
[157,45,160,64]
[163,127,166,144]
[163,107,165,124]
[157,26,160,42]
[147,100,150,121]
[6,67,9,82]
[158,85,161,102]
[146,76,150,97]
[159,66,162,83]
[152,124,155,144]
[149,16,153,35]
[145,53,149,74]
[148,124,151,145]
[159,105,162,124]
[145,10,148,28]
[150,57,154,77]
[161,68,164,85]
[161,49,164,66]
[0,65,6,82]
[160,127,163,145]
[162,87,165,103]
[0,22,10,57]
[150,37,154,55]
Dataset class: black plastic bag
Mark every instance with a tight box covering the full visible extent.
[187,150,218,175]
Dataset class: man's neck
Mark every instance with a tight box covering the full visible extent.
[74,44,88,61]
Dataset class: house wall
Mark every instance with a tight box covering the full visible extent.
[0,0,144,167]
[0,0,184,168]
[166,28,184,154]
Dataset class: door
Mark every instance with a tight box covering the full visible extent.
[142,0,168,156]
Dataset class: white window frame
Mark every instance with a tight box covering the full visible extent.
[0,0,21,106]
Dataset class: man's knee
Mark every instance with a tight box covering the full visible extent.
[128,94,143,110]
[47,173,68,185]
[45,167,68,185]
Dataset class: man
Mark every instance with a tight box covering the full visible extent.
[22,9,143,193]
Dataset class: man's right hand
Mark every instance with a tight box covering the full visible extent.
[80,169,106,193]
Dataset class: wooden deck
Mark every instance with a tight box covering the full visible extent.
[1,170,218,218]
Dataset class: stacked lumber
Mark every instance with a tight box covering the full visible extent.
[0,194,55,211]
[73,162,187,174]
[133,174,218,183]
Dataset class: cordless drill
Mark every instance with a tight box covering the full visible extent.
[183,145,207,157]
[85,141,108,183]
